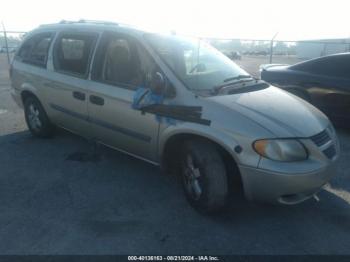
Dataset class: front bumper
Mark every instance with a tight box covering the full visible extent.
[239,163,336,204]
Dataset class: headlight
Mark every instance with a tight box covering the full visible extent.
[253,139,308,162]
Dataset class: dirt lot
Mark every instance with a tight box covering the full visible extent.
[0,54,350,255]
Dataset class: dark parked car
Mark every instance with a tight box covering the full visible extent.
[231,51,242,60]
[254,50,268,56]
[223,51,242,60]
[261,53,350,126]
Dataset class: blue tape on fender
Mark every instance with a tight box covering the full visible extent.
[132,86,176,125]
[132,86,163,109]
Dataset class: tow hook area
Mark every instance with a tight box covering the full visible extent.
[278,188,322,205]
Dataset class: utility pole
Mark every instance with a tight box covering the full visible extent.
[1,22,10,64]
[269,32,278,64]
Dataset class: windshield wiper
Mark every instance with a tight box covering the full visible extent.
[223,74,253,83]
[212,77,256,95]
[227,82,269,95]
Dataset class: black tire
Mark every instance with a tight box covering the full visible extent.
[180,139,228,213]
[24,96,54,138]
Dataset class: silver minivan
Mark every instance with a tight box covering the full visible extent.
[10,20,339,213]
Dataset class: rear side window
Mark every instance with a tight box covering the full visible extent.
[53,33,98,77]
[16,32,54,67]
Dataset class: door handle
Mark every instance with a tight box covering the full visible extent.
[90,95,104,106]
[73,91,86,101]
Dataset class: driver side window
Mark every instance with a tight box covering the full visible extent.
[92,32,143,89]
[103,38,142,86]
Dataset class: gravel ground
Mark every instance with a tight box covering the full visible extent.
[0,54,349,255]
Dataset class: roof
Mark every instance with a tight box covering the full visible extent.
[30,19,145,37]
[40,19,119,28]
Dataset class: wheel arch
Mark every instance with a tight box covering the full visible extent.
[19,81,42,103]
[21,90,38,104]
[20,86,50,114]
[160,131,243,188]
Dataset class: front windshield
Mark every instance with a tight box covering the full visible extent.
[144,33,250,91]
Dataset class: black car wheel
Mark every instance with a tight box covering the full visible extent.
[24,96,54,138]
[181,139,228,213]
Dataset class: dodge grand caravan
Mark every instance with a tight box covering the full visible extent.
[10,20,339,213]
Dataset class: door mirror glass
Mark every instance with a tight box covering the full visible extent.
[150,71,166,95]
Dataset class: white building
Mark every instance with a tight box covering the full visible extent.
[296,38,350,59]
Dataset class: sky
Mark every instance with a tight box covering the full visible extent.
[1,0,349,41]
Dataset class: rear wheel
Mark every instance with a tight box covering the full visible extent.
[24,96,54,138]
[180,139,228,213]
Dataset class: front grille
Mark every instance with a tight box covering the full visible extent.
[323,145,336,160]
[310,128,337,160]
[310,130,331,147]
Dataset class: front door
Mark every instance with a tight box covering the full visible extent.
[88,32,161,162]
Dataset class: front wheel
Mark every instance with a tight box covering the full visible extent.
[181,140,228,213]
[24,96,54,138]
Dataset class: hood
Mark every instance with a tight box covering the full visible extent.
[208,86,329,138]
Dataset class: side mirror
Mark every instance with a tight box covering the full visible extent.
[150,72,166,95]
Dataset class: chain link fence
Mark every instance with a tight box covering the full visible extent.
[0,30,26,64]
[207,38,350,77]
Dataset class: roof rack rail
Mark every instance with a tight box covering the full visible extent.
[58,19,118,26]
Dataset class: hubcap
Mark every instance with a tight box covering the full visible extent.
[28,104,41,131]
[183,154,202,200]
